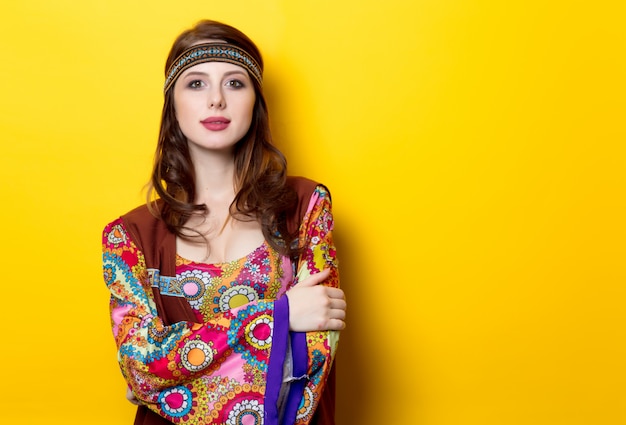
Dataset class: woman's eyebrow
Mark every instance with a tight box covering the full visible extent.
[181,71,208,78]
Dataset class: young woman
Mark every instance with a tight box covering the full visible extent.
[101,20,346,425]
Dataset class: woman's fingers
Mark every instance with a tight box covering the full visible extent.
[326,287,345,300]
[324,297,346,329]
[329,297,347,314]
[126,388,141,405]
[297,268,331,287]
[324,318,346,331]
[286,270,347,332]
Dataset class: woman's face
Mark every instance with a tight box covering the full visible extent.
[173,61,256,155]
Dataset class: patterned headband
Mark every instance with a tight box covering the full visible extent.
[163,43,263,93]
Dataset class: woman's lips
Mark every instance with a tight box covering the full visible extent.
[201,117,231,131]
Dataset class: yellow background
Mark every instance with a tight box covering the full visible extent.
[1,1,624,424]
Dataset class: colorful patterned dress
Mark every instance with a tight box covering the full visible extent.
[102,185,338,425]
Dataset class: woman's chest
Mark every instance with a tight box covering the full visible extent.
[175,242,294,321]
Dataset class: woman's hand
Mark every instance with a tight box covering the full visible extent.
[286,269,346,332]
[126,387,141,405]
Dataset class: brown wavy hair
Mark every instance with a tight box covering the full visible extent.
[148,20,298,256]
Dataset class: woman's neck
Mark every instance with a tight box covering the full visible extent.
[191,149,237,206]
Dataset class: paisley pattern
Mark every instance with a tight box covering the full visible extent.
[102,186,338,424]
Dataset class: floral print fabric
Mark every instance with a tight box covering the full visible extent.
[102,186,338,424]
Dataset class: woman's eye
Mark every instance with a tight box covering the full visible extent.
[188,80,204,89]
[226,80,244,88]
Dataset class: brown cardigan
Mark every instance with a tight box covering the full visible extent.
[121,177,335,425]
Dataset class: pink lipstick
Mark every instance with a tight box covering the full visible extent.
[201,116,231,131]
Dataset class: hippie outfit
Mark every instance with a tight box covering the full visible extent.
[101,41,338,425]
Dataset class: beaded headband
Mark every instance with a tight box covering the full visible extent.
[163,43,263,93]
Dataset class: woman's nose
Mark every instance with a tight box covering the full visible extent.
[208,87,225,109]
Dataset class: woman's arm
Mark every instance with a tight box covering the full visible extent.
[102,219,290,422]
[286,185,345,424]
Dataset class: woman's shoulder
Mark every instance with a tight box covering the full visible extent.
[121,202,159,225]
[287,175,330,198]
[286,175,318,191]
[285,176,332,234]
[103,203,155,229]
[103,201,167,245]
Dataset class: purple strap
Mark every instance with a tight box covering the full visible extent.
[281,331,308,425]
[265,296,290,425]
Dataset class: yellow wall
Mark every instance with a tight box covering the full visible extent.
[1,1,624,424]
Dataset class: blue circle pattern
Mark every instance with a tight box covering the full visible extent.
[158,385,193,418]
[227,301,272,372]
